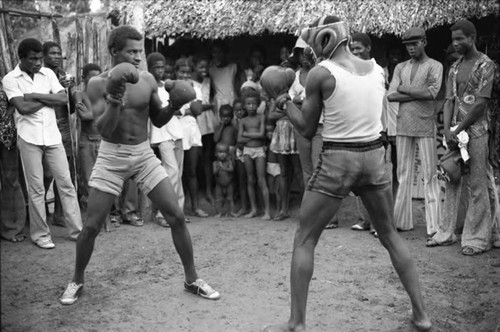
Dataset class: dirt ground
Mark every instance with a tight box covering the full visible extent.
[1,196,500,332]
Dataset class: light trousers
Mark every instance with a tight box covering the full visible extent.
[18,137,82,242]
[394,135,440,235]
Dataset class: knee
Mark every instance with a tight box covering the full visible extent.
[80,223,100,238]
[168,211,186,229]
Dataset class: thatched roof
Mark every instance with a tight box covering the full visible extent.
[112,0,499,39]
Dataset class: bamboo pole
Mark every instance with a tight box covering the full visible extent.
[75,17,83,84]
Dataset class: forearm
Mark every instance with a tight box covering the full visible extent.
[151,105,178,128]
[454,101,487,133]
[387,91,415,102]
[16,101,46,115]
[285,101,311,138]
[25,92,67,106]
[202,103,214,112]
[397,86,434,100]
[443,99,454,133]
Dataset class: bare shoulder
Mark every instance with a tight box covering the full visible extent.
[87,73,107,100]
[139,71,157,88]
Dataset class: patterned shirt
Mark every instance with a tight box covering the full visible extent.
[389,58,443,137]
[446,52,495,138]
[0,86,16,149]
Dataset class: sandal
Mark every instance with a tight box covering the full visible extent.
[157,216,170,228]
[194,209,209,218]
[3,234,26,243]
[124,214,144,227]
[325,221,338,229]
[351,223,370,231]
[461,246,483,256]
[426,235,456,247]
[110,215,122,228]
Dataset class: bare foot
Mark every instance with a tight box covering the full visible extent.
[411,314,432,331]
[214,213,222,218]
[262,213,271,220]
[244,210,257,218]
[261,323,304,332]
[230,211,239,218]
[234,208,247,217]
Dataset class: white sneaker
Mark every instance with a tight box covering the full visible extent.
[184,279,220,300]
[60,282,83,305]
[34,238,55,249]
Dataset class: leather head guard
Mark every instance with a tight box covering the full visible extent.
[300,16,350,63]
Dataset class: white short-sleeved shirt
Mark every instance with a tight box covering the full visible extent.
[149,82,183,144]
[2,65,64,146]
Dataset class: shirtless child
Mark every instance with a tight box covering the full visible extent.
[231,99,250,216]
[60,25,220,305]
[238,90,271,219]
[213,143,236,217]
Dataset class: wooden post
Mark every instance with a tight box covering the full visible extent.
[76,17,84,84]
[52,18,61,46]
[84,16,92,66]
[0,0,13,76]
[38,0,53,42]
[92,21,99,65]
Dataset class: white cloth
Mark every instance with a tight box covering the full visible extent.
[2,65,64,146]
[193,78,217,135]
[444,125,470,162]
[179,81,202,150]
[149,82,183,144]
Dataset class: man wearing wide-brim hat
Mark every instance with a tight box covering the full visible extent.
[387,26,443,240]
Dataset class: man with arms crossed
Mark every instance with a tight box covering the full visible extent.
[388,27,443,238]
[60,26,220,304]
[2,38,82,249]
[263,16,431,332]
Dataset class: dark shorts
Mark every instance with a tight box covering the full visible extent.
[306,139,391,199]
[89,140,167,196]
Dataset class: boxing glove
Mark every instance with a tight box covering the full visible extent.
[105,63,139,98]
[260,66,296,99]
[164,79,196,110]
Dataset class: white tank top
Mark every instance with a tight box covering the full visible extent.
[319,59,385,142]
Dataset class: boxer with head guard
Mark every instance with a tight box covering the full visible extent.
[300,15,350,64]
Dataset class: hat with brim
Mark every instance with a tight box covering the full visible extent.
[402,27,426,44]
[290,36,308,57]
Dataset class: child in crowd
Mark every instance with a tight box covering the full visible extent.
[192,53,217,206]
[164,57,176,80]
[232,99,250,216]
[266,122,281,218]
[176,57,208,218]
[238,90,271,219]
[213,143,235,217]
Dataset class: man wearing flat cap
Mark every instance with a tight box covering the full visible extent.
[388,27,443,239]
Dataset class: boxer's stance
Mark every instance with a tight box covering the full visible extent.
[60,26,220,305]
[262,16,431,332]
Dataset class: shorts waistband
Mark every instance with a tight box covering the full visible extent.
[100,140,151,153]
[322,138,383,152]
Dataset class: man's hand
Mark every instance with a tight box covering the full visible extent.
[60,75,75,89]
[444,129,459,150]
[106,63,139,100]
[380,131,388,149]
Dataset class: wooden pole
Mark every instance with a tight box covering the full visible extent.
[52,18,61,46]
[84,16,92,66]
[3,8,18,68]
[75,17,83,84]
[0,0,13,77]
[0,7,62,19]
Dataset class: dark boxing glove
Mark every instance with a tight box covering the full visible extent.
[164,79,196,110]
[105,63,139,99]
[260,66,296,99]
